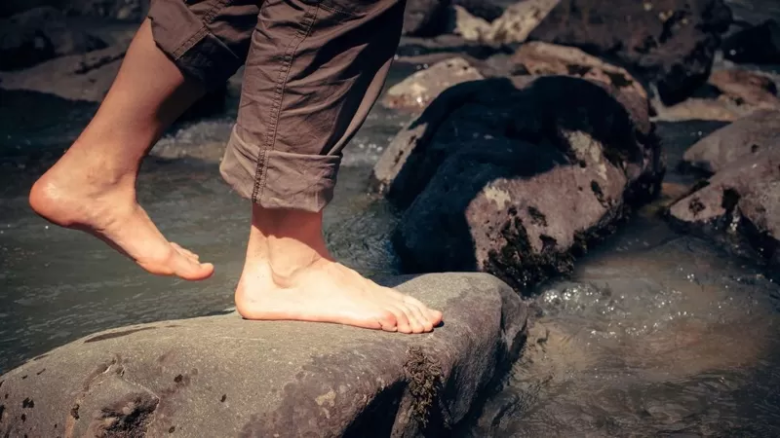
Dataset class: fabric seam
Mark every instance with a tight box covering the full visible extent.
[251,2,320,202]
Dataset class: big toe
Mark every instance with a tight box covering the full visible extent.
[166,249,214,281]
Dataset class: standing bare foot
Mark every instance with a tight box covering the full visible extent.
[29,144,214,281]
[235,205,443,333]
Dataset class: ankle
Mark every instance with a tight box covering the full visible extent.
[246,205,332,282]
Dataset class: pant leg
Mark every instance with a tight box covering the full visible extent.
[220,0,406,212]
[148,0,260,88]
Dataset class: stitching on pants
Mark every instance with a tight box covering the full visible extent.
[250,2,321,202]
[172,0,231,59]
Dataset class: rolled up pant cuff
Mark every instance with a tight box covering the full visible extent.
[220,127,341,212]
[148,0,244,88]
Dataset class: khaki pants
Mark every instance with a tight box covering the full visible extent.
[149,0,405,212]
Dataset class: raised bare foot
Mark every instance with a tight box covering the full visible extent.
[29,146,214,281]
[234,206,443,334]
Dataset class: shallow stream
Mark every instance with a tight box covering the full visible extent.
[1,60,780,436]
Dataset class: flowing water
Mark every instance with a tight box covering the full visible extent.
[2,55,780,437]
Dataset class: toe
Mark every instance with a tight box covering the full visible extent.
[405,299,434,332]
[174,255,214,281]
[390,305,413,334]
[427,309,444,327]
[404,303,428,334]
[171,242,199,261]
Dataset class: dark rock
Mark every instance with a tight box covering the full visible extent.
[722,20,780,65]
[403,0,451,37]
[0,273,528,438]
[65,0,149,21]
[452,0,507,22]
[0,7,106,71]
[708,69,780,110]
[683,110,780,173]
[374,76,663,289]
[0,0,149,21]
[529,0,733,105]
[669,144,780,265]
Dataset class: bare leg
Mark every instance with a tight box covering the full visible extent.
[29,19,214,280]
[235,205,443,333]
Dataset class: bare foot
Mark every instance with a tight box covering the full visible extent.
[29,148,214,281]
[235,206,443,333]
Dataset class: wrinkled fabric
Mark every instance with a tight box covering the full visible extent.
[149,0,405,211]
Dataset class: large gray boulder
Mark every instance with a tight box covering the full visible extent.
[682,110,780,174]
[0,273,528,437]
[669,145,780,265]
[374,76,663,289]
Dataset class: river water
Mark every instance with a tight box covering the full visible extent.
[2,53,780,437]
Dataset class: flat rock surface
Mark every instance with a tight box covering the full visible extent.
[0,273,528,438]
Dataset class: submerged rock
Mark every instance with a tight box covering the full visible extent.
[722,19,780,65]
[374,76,663,289]
[382,57,484,111]
[0,273,528,438]
[0,6,106,71]
[682,110,780,173]
[529,0,733,105]
[669,145,780,265]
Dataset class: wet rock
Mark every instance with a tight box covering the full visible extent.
[65,0,149,21]
[0,7,107,71]
[708,69,780,110]
[722,19,780,65]
[682,110,780,173]
[0,273,528,438]
[529,0,733,105]
[403,0,451,37]
[382,57,484,111]
[669,145,780,265]
[512,41,648,100]
[375,76,663,289]
[0,44,125,101]
[483,0,560,44]
[445,5,492,41]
